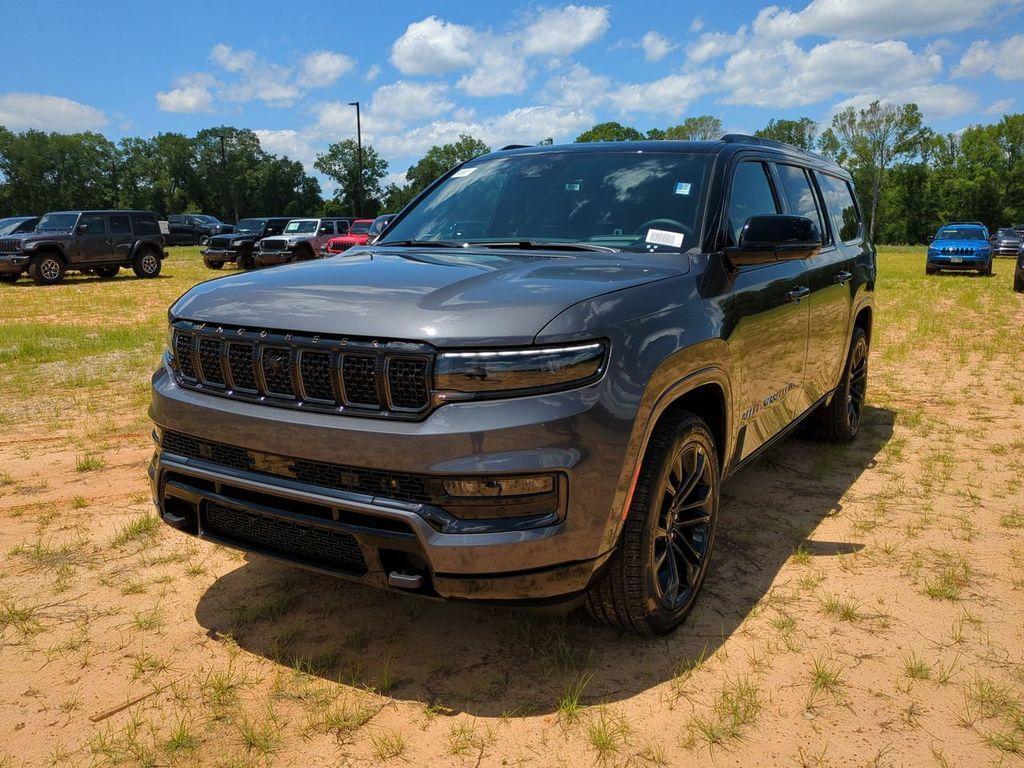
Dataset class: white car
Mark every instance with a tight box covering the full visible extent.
[254,218,349,267]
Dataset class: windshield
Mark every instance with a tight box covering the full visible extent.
[192,214,218,223]
[381,151,710,252]
[937,226,986,240]
[997,229,1019,238]
[234,218,266,234]
[368,216,393,236]
[37,213,79,231]
[351,220,372,234]
[285,220,317,234]
[0,217,30,235]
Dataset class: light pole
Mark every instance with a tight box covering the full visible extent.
[217,133,236,223]
[348,101,363,218]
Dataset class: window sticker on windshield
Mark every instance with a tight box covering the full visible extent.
[565,182,581,191]
[646,229,684,248]
[674,182,692,195]
[452,167,476,178]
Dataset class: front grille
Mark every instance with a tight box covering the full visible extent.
[261,238,288,251]
[300,351,335,401]
[197,338,225,385]
[174,332,197,380]
[0,239,20,254]
[342,355,379,406]
[260,347,295,397]
[227,343,258,391]
[204,501,367,574]
[942,247,975,255]
[388,358,430,409]
[161,430,432,503]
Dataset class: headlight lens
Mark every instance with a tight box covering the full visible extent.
[434,341,606,397]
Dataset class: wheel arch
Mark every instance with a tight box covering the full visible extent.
[33,244,67,263]
[853,303,872,345]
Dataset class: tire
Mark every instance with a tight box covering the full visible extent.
[296,247,315,262]
[586,411,720,636]
[95,265,119,278]
[806,327,869,444]
[203,256,224,270]
[29,253,65,285]
[0,273,19,283]
[984,260,993,276]
[925,265,936,275]
[237,251,255,270]
[132,248,161,278]
[199,235,210,246]
[1014,274,1024,293]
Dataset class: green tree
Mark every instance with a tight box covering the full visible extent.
[820,101,930,240]
[574,122,645,142]
[664,116,723,141]
[406,135,490,194]
[315,139,388,217]
[754,117,819,151]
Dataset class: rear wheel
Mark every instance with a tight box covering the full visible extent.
[807,327,869,443]
[586,411,719,635]
[95,265,119,278]
[29,253,65,285]
[132,248,161,278]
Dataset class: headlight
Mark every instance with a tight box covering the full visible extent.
[231,239,245,246]
[434,341,606,398]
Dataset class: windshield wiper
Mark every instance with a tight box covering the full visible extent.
[471,240,619,253]
[378,239,469,248]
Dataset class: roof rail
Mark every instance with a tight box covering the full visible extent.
[720,132,834,163]
[499,144,531,150]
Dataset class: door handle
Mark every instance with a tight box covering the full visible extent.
[786,286,810,302]
[835,270,853,285]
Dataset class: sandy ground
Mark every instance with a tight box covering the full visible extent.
[1,251,1023,767]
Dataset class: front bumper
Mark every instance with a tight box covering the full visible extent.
[254,250,293,266]
[0,255,28,273]
[928,255,990,270]
[993,244,1020,257]
[148,366,627,603]
[202,248,239,262]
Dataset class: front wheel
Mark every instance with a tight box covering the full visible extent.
[203,256,224,270]
[1014,273,1024,293]
[807,327,869,443]
[237,252,255,270]
[198,235,210,246]
[132,249,161,278]
[586,411,720,635]
[29,254,65,285]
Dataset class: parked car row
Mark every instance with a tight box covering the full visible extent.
[166,213,234,246]
[201,213,395,270]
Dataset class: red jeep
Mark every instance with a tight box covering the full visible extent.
[324,219,374,254]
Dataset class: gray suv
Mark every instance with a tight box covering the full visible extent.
[150,137,875,634]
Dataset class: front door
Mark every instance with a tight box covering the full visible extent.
[724,160,811,461]
[76,213,110,263]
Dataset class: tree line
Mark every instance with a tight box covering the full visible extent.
[1,103,1021,243]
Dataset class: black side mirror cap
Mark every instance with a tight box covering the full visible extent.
[726,215,822,265]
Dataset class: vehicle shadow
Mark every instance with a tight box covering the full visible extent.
[5,274,174,287]
[195,406,894,716]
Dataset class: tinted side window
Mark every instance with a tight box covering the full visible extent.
[817,173,862,243]
[131,214,159,235]
[727,161,778,246]
[109,214,131,234]
[79,214,106,234]
[319,221,335,235]
[168,215,183,224]
[777,165,825,244]
[266,220,286,236]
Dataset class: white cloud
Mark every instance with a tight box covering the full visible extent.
[522,5,610,56]
[0,92,108,131]
[457,44,529,96]
[365,64,381,82]
[254,128,318,168]
[542,64,611,109]
[752,0,1013,40]
[690,16,705,32]
[986,98,1014,115]
[390,16,475,75]
[954,36,1024,80]
[369,81,453,124]
[300,51,355,87]
[210,44,256,73]
[609,72,716,116]
[829,84,979,120]
[688,28,747,63]
[718,39,941,108]
[156,84,214,113]
[639,31,677,62]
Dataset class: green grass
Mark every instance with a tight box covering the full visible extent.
[111,514,160,547]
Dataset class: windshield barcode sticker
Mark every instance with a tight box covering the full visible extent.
[646,229,684,248]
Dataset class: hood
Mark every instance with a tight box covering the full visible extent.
[931,238,988,249]
[171,246,685,346]
[210,232,253,246]
[18,230,72,243]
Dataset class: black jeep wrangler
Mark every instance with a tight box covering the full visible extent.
[201,217,292,270]
[0,210,166,285]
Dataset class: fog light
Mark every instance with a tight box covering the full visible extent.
[442,475,554,497]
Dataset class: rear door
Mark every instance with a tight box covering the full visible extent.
[724,159,811,461]
[107,213,134,262]
[801,171,863,403]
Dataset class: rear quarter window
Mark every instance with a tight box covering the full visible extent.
[816,173,863,243]
[131,214,159,236]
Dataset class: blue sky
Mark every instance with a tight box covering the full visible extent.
[1,0,1022,189]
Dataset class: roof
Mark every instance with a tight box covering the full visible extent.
[486,136,848,176]
[46,209,158,215]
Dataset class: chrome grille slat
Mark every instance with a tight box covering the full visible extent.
[169,322,432,420]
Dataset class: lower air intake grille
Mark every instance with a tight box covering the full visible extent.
[204,501,367,574]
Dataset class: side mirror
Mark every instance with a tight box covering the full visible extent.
[77,224,89,234]
[726,215,821,265]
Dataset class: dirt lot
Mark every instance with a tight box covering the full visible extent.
[1,247,1022,767]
